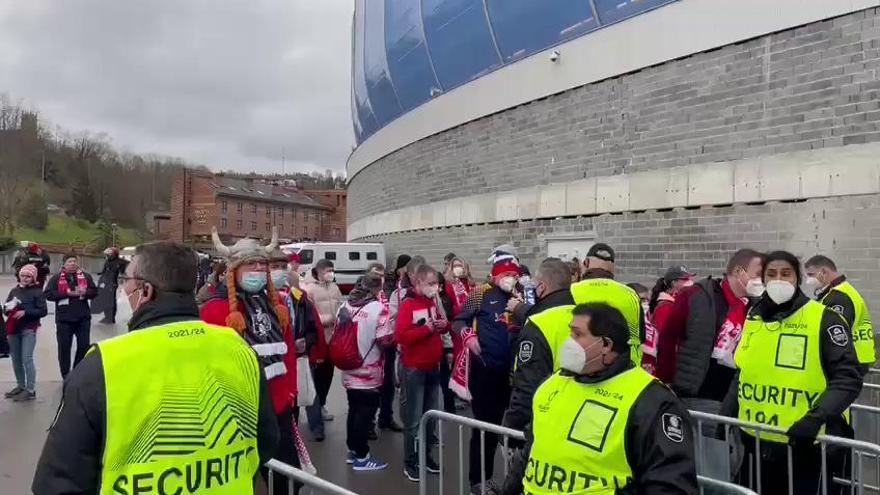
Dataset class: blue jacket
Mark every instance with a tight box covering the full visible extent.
[454,284,514,370]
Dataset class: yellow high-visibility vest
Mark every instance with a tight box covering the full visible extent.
[97,320,262,495]
[524,368,655,494]
[821,281,875,365]
[571,279,643,363]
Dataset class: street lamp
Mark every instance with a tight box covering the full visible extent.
[111,223,118,247]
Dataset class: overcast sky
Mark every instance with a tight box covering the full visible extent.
[0,1,354,174]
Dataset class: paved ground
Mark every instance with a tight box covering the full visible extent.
[0,275,488,494]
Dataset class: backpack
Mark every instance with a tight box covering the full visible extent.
[328,306,375,370]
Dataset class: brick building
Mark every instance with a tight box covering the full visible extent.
[347,1,880,308]
[306,189,347,242]
[169,169,346,246]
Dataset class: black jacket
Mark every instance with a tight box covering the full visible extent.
[5,285,48,332]
[97,256,127,288]
[32,293,280,495]
[502,288,575,432]
[720,292,862,436]
[43,271,98,323]
[671,277,735,400]
[13,248,51,285]
[500,359,698,495]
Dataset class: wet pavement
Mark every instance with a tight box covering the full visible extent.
[0,275,488,494]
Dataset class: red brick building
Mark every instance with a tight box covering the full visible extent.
[306,189,347,242]
[169,169,346,246]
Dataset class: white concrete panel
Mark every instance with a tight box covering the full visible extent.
[460,198,480,224]
[517,186,539,219]
[565,178,597,216]
[800,163,833,199]
[688,165,734,205]
[759,158,801,202]
[348,0,879,180]
[629,169,686,210]
[496,192,518,222]
[418,205,433,230]
[733,159,761,203]
[597,175,630,212]
[538,184,567,218]
[432,202,446,228]
[445,201,461,227]
[829,162,880,197]
[477,195,498,224]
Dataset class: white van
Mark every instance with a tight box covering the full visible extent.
[280,242,386,293]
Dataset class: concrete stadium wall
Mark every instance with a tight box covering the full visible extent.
[360,194,880,306]
[348,7,880,309]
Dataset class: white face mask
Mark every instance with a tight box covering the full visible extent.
[803,276,821,297]
[766,280,796,304]
[118,287,142,317]
[558,336,606,375]
[519,275,532,287]
[322,270,335,283]
[422,286,439,299]
[498,276,517,293]
[746,278,765,298]
[452,266,464,278]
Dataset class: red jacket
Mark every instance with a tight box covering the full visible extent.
[200,297,298,414]
[395,293,447,371]
[654,287,695,384]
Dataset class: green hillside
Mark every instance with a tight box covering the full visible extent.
[14,214,142,248]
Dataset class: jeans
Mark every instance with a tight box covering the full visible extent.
[9,330,37,392]
[346,388,381,458]
[401,366,440,469]
[306,360,334,436]
[378,346,398,426]
[468,358,511,486]
[56,319,91,377]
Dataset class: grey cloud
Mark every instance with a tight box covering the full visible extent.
[0,1,353,173]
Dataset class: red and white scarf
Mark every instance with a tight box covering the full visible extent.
[57,269,88,295]
[711,279,748,368]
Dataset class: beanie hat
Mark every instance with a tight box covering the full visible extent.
[487,244,518,264]
[492,259,520,277]
[394,254,412,273]
[287,252,301,264]
[19,264,38,281]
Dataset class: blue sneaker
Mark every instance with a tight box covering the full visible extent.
[352,454,388,471]
[346,450,357,464]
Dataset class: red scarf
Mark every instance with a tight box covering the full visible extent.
[57,269,88,295]
[711,278,748,367]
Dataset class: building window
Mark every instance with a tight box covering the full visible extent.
[250,221,257,231]
[291,209,297,219]
[236,202,243,213]
[220,218,228,228]
[265,222,271,232]
[302,226,307,235]
[280,225,284,233]
[279,208,285,219]
[221,201,227,213]
[251,203,257,215]
[236,219,243,229]
[266,206,271,218]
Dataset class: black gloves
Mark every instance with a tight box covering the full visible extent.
[786,415,824,446]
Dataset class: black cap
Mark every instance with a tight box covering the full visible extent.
[394,254,412,272]
[663,265,695,283]
[586,243,615,263]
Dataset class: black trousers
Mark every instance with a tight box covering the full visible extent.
[347,388,381,458]
[468,359,511,486]
[738,432,846,495]
[378,346,397,425]
[0,329,8,356]
[56,319,91,377]
[103,285,118,322]
[439,350,456,413]
[261,407,301,495]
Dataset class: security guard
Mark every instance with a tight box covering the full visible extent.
[504,245,644,433]
[499,303,697,495]
[805,254,876,372]
[33,242,280,495]
[726,251,861,494]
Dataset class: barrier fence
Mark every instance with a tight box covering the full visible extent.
[265,459,359,495]
[418,409,759,495]
[690,410,880,495]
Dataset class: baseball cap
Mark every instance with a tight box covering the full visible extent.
[663,266,695,283]
[586,243,615,263]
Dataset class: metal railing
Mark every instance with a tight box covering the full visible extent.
[265,459,359,495]
[690,410,880,495]
[418,409,758,495]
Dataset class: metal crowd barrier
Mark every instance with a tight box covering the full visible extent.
[418,409,757,495]
[690,410,880,495]
[265,459,359,495]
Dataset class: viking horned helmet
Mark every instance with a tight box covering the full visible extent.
[212,226,278,267]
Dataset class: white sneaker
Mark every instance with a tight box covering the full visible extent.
[322,406,334,421]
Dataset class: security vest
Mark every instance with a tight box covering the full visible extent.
[524,368,655,494]
[734,301,828,443]
[571,279,644,363]
[527,305,575,371]
[97,320,262,495]
[822,281,875,365]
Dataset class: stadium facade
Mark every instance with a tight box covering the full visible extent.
[347,0,880,301]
